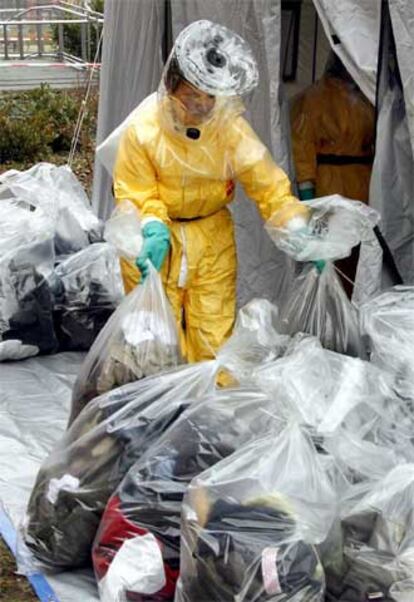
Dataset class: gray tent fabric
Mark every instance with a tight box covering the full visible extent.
[306,0,385,301]
[170,0,294,307]
[312,0,380,104]
[91,0,166,220]
[389,0,414,158]
[370,83,414,286]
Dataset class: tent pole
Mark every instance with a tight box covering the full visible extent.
[312,8,318,82]
[371,0,404,285]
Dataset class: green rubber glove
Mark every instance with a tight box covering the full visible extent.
[136,221,170,281]
[313,260,326,273]
[298,187,315,201]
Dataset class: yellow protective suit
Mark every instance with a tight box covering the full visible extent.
[291,76,375,202]
[114,94,307,362]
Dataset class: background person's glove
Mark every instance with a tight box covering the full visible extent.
[136,221,170,281]
[298,181,315,201]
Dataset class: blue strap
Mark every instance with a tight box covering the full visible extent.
[0,507,60,602]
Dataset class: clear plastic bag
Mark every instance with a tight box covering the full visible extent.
[360,286,414,394]
[0,199,57,360]
[104,200,143,260]
[22,359,220,571]
[0,162,102,255]
[255,334,414,467]
[92,386,287,601]
[176,424,334,602]
[390,579,414,601]
[70,263,181,425]
[279,263,364,357]
[255,336,382,433]
[266,194,379,262]
[328,464,414,601]
[53,243,124,351]
[218,298,290,383]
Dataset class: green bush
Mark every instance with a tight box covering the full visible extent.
[0,84,98,164]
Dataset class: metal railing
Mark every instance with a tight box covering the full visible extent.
[0,1,104,64]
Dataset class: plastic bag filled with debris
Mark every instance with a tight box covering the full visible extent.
[0,162,102,255]
[53,243,124,351]
[104,200,143,261]
[327,464,414,601]
[176,424,334,602]
[92,387,286,601]
[266,194,378,264]
[218,298,291,384]
[22,359,221,571]
[0,199,58,361]
[360,286,414,395]
[70,262,181,425]
[279,263,364,357]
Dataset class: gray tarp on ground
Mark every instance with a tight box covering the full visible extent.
[0,353,99,602]
[91,0,166,221]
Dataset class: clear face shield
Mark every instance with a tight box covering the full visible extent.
[158,20,259,138]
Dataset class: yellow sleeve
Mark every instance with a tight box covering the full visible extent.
[113,122,169,222]
[230,117,309,224]
[291,92,317,184]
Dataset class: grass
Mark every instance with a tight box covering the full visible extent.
[0,539,37,601]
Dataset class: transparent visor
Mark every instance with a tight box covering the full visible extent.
[158,55,245,135]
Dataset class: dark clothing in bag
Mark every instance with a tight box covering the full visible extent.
[184,499,324,602]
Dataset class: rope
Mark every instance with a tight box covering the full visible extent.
[67,24,103,167]
[333,265,356,289]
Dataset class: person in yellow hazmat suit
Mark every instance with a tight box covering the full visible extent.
[113,20,311,363]
[291,52,375,203]
[290,52,375,296]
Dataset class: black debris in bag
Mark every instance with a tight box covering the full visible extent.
[22,359,220,570]
[280,263,365,358]
[327,464,414,602]
[53,243,124,352]
[176,424,334,602]
[184,501,322,602]
[2,261,57,354]
[0,199,58,360]
[69,263,182,425]
[92,387,287,601]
